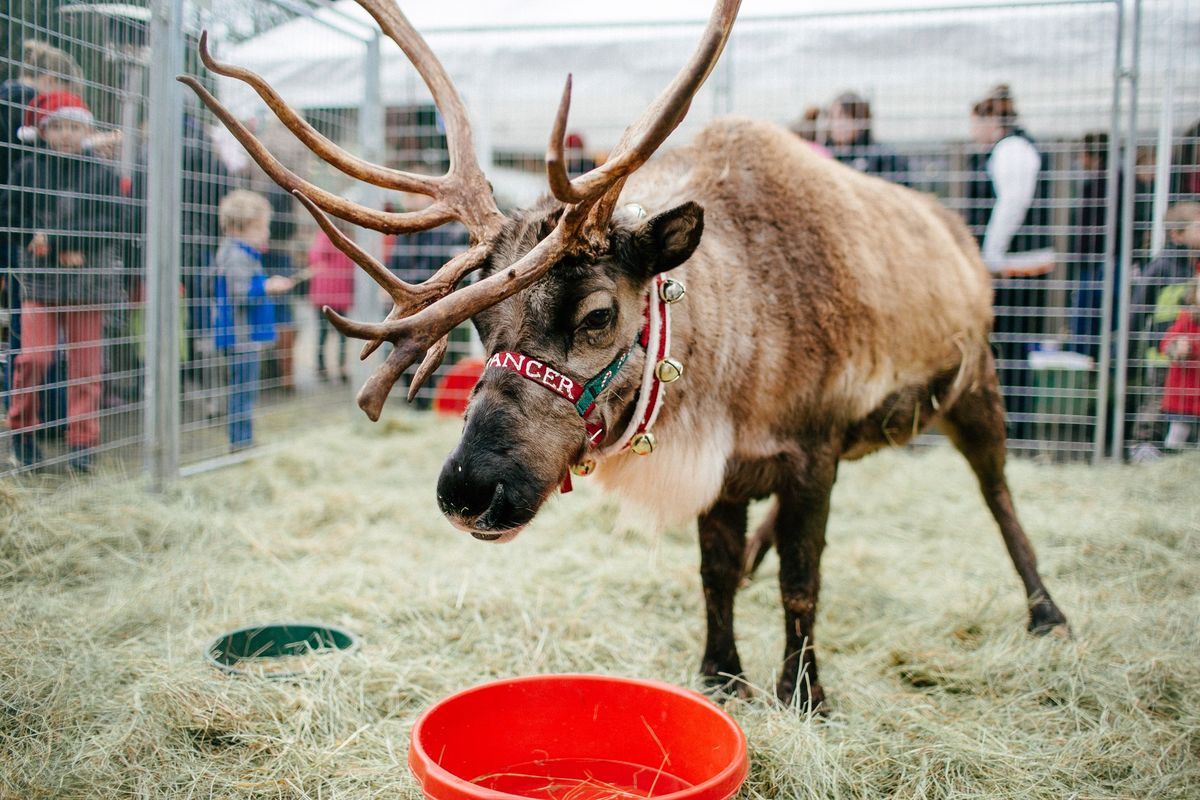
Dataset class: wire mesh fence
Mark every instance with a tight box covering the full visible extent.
[2,1,149,476]
[2,0,1198,482]
[1121,0,1200,462]
[729,1,1128,461]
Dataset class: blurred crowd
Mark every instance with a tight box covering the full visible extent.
[0,40,471,470]
[1,39,1198,472]
[796,85,1199,458]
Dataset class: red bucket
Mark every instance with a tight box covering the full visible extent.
[408,674,748,800]
[433,357,485,417]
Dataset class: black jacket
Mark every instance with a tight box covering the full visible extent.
[828,131,912,186]
[1,79,37,189]
[1,148,129,304]
[129,115,233,279]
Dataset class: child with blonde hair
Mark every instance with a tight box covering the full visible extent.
[214,190,292,451]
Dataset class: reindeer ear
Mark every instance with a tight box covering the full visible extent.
[630,202,704,276]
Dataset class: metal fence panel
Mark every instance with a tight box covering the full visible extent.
[4,0,1198,480]
[409,0,1132,461]
[174,3,369,472]
[2,0,150,476]
[1117,0,1200,462]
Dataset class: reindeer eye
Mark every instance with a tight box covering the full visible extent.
[581,307,615,330]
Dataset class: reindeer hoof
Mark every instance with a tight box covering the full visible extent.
[1028,599,1070,638]
[701,672,753,702]
[775,680,828,716]
[1031,620,1073,640]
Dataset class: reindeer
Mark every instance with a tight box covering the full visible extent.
[182,0,1069,713]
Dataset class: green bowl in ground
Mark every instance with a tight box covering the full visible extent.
[206,623,360,678]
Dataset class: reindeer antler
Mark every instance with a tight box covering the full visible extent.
[547,0,742,237]
[180,0,741,420]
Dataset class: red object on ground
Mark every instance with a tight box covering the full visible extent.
[408,674,748,800]
[433,357,485,416]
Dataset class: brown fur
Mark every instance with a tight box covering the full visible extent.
[443,117,1068,711]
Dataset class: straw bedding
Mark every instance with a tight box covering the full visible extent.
[1,412,1197,798]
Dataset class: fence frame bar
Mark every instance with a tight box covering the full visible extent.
[1094,0,1127,462]
[144,0,185,489]
[1110,0,1143,461]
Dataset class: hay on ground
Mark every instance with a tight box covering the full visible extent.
[1,412,1197,798]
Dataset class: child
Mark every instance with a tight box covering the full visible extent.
[1160,281,1200,450]
[1128,202,1200,460]
[306,224,356,383]
[1135,203,1200,325]
[213,190,292,452]
[2,91,126,472]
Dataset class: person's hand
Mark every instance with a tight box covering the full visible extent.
[1001,261,1055,278]
[86,129,123,159]
[1165,338,1191,361]
[265,275,294,294]
[28,233,49,258]
[59,251,85,267]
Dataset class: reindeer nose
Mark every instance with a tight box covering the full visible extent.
[436,456,513,535]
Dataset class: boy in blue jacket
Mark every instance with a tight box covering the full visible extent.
[213,190,292,451]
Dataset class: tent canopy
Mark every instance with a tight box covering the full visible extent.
[217,1,1189,158]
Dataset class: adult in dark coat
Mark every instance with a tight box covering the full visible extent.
[1067,132,1123,360]
[965,84,1054,445]
[387,199,468,408]
[125,110,234,387]
[825,91,912,186]
[0,77,39,407]
[261,181,300,391]
[1173,118,1200,202]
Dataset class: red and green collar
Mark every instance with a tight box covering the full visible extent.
[485,273,686,491]
[484,343,635,450]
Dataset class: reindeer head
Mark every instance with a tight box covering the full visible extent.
[438,198,704,540]
[180,0,740,541]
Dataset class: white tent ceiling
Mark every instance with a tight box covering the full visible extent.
[213,1,1195,167]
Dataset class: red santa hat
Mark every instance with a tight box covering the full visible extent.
[17,91,94,143]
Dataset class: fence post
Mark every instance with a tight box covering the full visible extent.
[1094,0,1125,463]
[145,0,184,489]
[1109,0,1142,462]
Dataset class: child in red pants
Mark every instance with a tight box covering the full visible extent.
[3,92,126,471]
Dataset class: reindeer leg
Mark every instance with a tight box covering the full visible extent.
[698,499,750,699]
[940,369,1069,636]
[741,498,777,582]
[774,446,838,714]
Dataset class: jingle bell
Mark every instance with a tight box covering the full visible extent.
[570,459,596,476]
[655,357,683,383]
[630,432,656,456]
[659,279,686,304]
